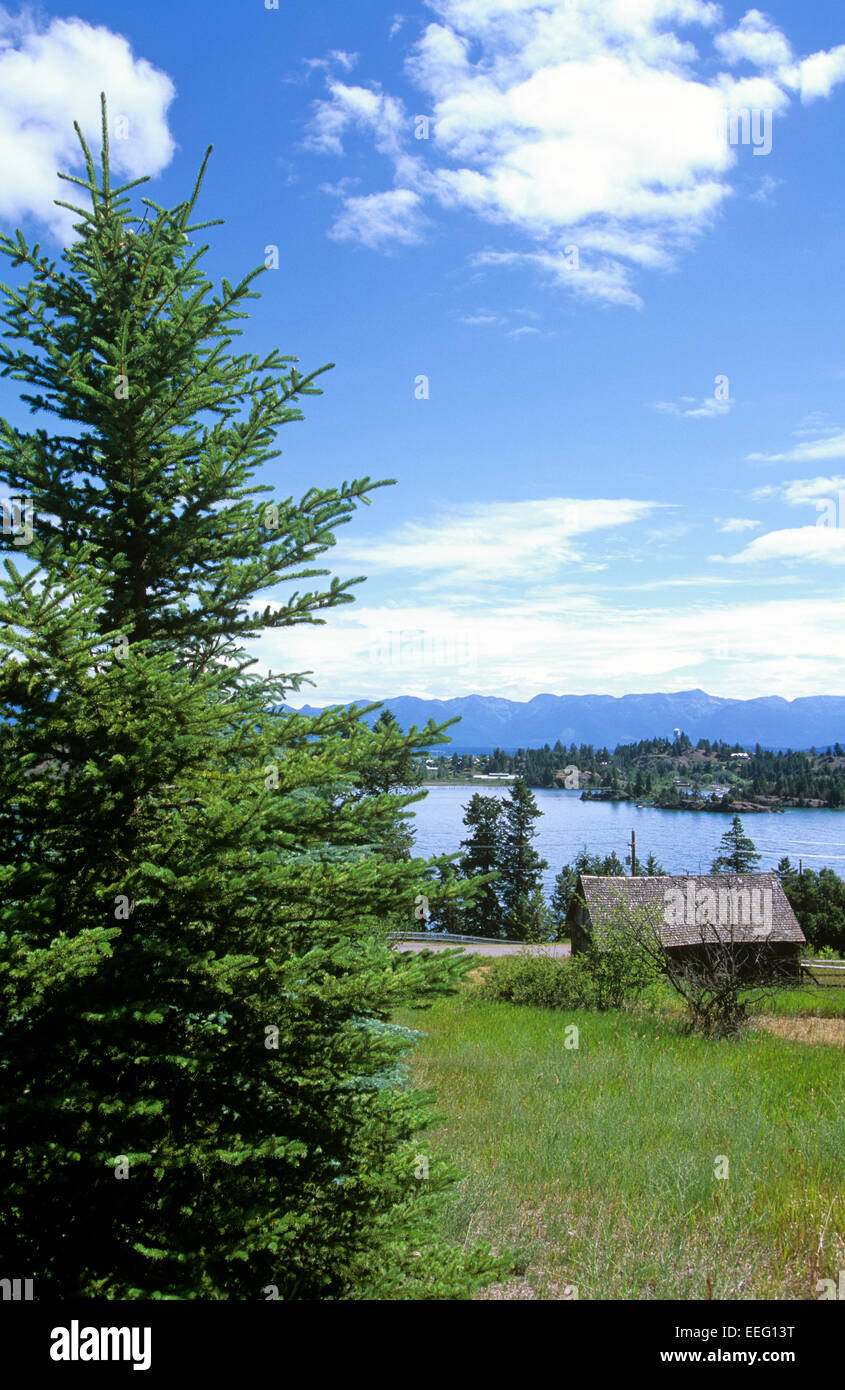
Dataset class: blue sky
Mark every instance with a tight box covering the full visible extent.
[2,0,845,705]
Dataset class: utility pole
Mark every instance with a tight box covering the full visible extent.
[628,829,638,876]
[799,858,803,876]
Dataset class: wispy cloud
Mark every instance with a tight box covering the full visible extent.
[301,51,358,80]
[326,187,429,248]
[750,174,780,203]
[305,80,406,157]
[714,527,845,565]
[474,248,643,309]
[334,496,665,587]
[655,388,734,418]
[716,517,760,533]
[791,411,841,439]
[751,475,845,506]
[748,430,845,463]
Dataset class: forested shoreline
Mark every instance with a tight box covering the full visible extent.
[417,731,845,810]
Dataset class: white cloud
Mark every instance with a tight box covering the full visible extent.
[576,224,674,269]
[328,188,429,247]
[780,46,845,103]
[781,475,845,506]
[0,10,175,240]
[716,517,760,533]
[749,475,845,514]
[715,11,792,70]
[306,81,406,157]
[304,0,845,303]
[715,526,845,565]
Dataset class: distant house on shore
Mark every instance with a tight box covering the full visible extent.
[568,873,805,981]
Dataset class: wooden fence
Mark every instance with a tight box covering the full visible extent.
[800,957,845,986]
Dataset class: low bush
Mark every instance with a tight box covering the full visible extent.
[581,941,662,1010]
[480,943,661,1011]
[479,950,594,1009]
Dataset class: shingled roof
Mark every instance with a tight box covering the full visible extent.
[574,873,805,949]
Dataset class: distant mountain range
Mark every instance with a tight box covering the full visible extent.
[287,689,845,752]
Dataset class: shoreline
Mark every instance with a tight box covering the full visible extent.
[417,782,843,812]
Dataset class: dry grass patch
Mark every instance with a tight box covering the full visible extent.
[465,962,493,987]
[755,1016,845,1046]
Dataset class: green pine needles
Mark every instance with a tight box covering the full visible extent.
[0,96,506,1299]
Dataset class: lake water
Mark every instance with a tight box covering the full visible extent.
[408,786,845,893]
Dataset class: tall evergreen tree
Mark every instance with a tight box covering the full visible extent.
[0,99,503,1299]
[498,778,548,938]
[458,792,502,937]
[550,864,577,937]
[426,863,466,935]
[710,815,761,874]
[357,707,419,858]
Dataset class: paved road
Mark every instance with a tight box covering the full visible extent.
[395,940,571,957]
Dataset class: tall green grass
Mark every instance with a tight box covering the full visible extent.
[396,992,844,1299]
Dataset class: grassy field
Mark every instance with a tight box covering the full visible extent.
[760,984,845,1016]
[395,981,845,1300]
[643,975,845,1019]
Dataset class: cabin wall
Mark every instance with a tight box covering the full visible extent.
[568,902,591,955]
[664,942,801,983]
